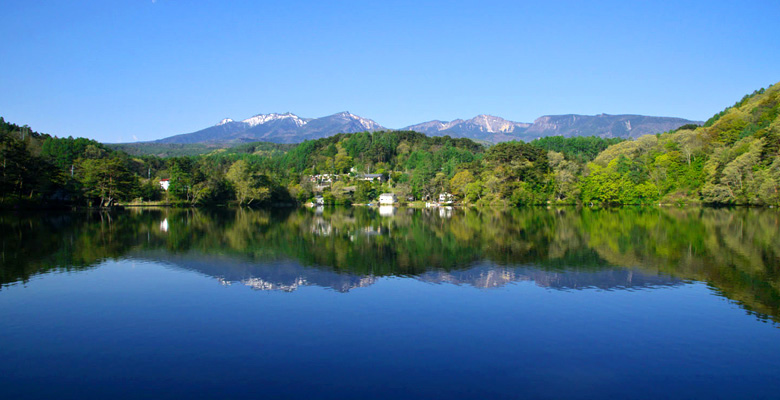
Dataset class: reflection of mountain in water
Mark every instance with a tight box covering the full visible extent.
[135,251,377,293]
[1,207,778,322]
[132,251,682,292]
[418,264,684,290]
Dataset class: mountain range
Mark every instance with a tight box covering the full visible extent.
[152,111,701,145]
[406,114,701,142]
[157,112,384,144]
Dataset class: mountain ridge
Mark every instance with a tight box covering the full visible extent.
[151,111,702,145]
[156,111,385,145]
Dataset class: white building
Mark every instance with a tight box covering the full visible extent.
[314,195,325,205]
[379,193,397,204]
[160,179,170,191]
[438,192,453,203]
[309,174,337,184]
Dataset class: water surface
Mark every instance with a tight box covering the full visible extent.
[1,207,779,399]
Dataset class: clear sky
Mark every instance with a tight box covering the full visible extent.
[2,0,779,143]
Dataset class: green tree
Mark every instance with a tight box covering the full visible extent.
[449,170,475,199]
[226,160,271,206]
[78,157,134,207]
[354,181,377,203]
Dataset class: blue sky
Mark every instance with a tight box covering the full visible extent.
[1,0,779,143]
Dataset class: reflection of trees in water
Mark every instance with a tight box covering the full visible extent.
[1,207,779,322]
[580,208,780,321]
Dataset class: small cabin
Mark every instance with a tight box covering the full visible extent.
[379,193,398,204]
[359,173,384,182]
[160,179,170,191]
[438,192,453,203]
[314,195,325,205]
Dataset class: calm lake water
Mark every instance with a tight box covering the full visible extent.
[1,206,779,399]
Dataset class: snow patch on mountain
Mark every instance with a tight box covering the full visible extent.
[403,115,529,136]
[242,112,308,128]
[472,114,524,133]
[337,111,383,131]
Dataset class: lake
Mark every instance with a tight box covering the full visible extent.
[1,206,779,399]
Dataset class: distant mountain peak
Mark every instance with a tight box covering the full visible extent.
[241,112,307,128]
[468,114,526,133]
[473,114,500,119]
[156,111,387,144]
[403,114,531,140]
[328,111,383,131]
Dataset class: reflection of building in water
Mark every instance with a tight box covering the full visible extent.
[310,218,332,236]
[361,226,383,236]
[351,226,384,241]
[314,205,324,215]
[159,218,169,232]
[439,206,452,218]
[379,206,396,217]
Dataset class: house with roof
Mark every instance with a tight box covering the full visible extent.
[359,173,384,182]
[159,179,170,191]
[379,193,398,204]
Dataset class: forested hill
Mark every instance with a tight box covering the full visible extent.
[1,80,778,208]
[108,141,295,158]
[578,81,780,205]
